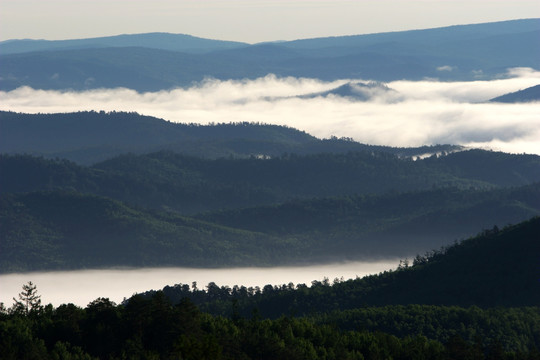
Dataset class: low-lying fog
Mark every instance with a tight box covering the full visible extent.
[0,261,397,308]
[1,67,539,154]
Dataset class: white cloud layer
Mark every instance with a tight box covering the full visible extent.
[1,68,540,155]
[0,261,397,307]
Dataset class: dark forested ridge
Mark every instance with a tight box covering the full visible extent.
[197,183,540,255]
[0,110,462,164]
[1,19,539,91]
[0,191,301,272]
[3,291,539,359]
[2,150,540,215]
[1,179,539,272]
[144,217,540,312]
[1,112,540,272]
[2,219,540,358]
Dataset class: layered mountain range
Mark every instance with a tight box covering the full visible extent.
[1,110,539,272]
[1,19,539,92]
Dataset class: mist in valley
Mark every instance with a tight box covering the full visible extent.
[1,67,539,155]
[0,260,398,308]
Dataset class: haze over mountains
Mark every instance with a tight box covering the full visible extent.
[1,110,540,272]
[1,18,539,91]
[1,19,539,273]
[2,15,540,359]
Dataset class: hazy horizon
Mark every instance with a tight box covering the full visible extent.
[1,1,539,43]
[1,17,539,44]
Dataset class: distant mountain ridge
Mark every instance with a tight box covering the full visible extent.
[0,32,247,55]
[0,111,462,164]
[1,19,538,91]
[298,81,399,101]
[490,84,540,102]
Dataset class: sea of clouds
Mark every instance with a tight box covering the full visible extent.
[1,67,539,154]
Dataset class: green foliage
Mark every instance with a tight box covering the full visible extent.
[2,149,540,215]
[2,291,539,359]
[147,218,540,314]
[12,281,42,316]
[0,191,301,272]
[2,218,539,357]
[1,149,539,271]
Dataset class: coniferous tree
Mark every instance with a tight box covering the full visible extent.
[12,281,42,315]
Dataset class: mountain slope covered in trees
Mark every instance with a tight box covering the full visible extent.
[2,150,540,214]
[147,217,540,313]
[0,191,300,272]
[1,182,539,272]
[0,111,462,164]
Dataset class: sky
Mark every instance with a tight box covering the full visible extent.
[1,0,539,43]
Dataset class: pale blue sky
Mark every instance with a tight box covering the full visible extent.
[1,0,539,42]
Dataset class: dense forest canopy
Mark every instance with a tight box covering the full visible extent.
[2,217,539,359]
[1,109,540,272]
[1,150,539,272]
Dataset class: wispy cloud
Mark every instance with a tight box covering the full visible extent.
[1,68,539,154]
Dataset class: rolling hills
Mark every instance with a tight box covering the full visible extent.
[1,108,540,272]
[0,110,462,164]
[1,19,538,91]
[2,148,540,214]
[1,150,539,272]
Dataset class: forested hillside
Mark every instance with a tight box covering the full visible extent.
[145,217,540,312]
[2,16,539,360]
[1,181,539,272]
[3,292,539,359]
[0,191,300,272]
[2,218,540,359]
[0,110,462,164]
[2,150,540,214]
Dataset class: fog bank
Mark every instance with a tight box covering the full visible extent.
[1,68,539,154]
[0,261,397,308]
